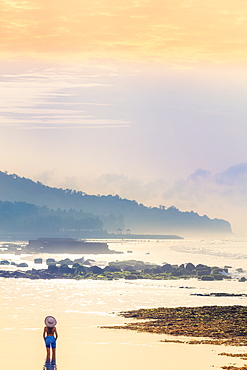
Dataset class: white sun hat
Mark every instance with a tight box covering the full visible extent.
[45,316,57,328]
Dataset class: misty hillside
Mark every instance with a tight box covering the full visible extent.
[0,171,232,235]
[0,200,103,237]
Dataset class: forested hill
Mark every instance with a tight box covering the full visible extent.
[0,171,232,235]
[0,200,103,237]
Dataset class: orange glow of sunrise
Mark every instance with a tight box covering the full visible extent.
[1,0,247,62]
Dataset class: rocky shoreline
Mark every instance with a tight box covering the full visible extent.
[103,305,247,346]
[103,305,247,370]
[0,259,235,280]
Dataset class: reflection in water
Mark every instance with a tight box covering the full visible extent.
[43,359,57,370]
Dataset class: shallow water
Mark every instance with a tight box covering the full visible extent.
[1,236,247,370]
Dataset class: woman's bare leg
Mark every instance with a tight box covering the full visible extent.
[46,347,50,360]
[52,348,56,361]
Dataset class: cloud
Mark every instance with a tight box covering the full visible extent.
[80,173,168,203]
[73,164,239,234]
[158,163,247,233]
[189,169,211,182]
[0,61,132,129]
[164,164,247,205]
[215,163,247,186]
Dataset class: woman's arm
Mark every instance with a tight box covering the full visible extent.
[54,327,58,340]
[43,327,47,340]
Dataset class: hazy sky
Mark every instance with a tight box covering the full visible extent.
[1,0,247,233]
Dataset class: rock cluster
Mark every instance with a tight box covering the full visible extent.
[0,259,232,281]
[103,305,247,347]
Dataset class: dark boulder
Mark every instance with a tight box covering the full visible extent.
[0,270,11,277]
[0,260,10,265]
[84,259,95,265]
[236,268,244,273]
[17,262,28,268]
[58,258,73,265]
[46,258,56,265]
[152,266,164,274]
[72,263,81,268]
[34,258,43,264]
[173,268,188,276]
[12,270,27,278]
[239,277,246,282]
[195,264,208,270]
[59,264,73,274]
[161,264,175,273]
[123,266,136,272]
[125,274,138,280]
[38,271,55,279]
[213,274,223,280]
[89,265,103,274]
[185,263,195,272]
[48,265,59,273]
[201,275,214,281]
[143,268,152,273]
[75,265,88,273]
[197,268,212,276]
[74,257,85,264]
[104,265,122,272]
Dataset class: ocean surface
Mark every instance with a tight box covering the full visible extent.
[1,236,247,370]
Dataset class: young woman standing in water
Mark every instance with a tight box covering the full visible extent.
[43,316,58,361]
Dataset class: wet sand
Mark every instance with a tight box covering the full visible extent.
[1,314,242,370]
[1,278,247,370]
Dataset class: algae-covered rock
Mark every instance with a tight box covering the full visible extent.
[34,258,43,264]
[46,258,56,265]
[125,274,138,280]
[0,260,10,265]
[17,262,28,267]
[201,275,214,281]
[161,264,175,273]
[104,265,122,272]
[59,264,73,274]
[89,265,103,274]
[239,277,246,282]
[185,262,195,271]
[48,264,59,273]
[213,274,223,280]
[58,258,73,265]
[103,305,247,346]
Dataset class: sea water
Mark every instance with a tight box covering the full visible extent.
[1,236,247,370]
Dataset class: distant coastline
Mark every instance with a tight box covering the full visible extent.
[94,234,183,240]
[0,233,183,242]
[0,171,232,236]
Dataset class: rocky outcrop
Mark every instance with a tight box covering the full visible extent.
[0,260,235,281]
[103,306,247,347]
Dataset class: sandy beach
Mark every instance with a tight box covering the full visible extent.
[1,276,247,370]
[2,238,247,370]
[1,298,241,370]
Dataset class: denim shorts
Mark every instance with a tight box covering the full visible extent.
[45,336,56,349]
